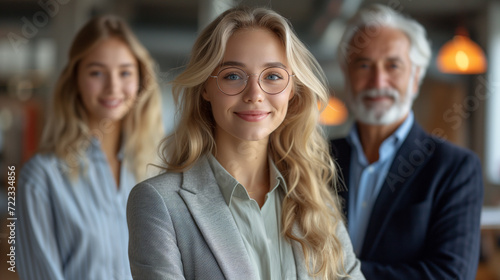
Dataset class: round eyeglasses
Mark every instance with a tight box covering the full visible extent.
[209,66,294,96]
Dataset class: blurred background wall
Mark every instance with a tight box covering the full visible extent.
[0,0,499,279]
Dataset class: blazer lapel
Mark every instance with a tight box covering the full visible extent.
[291,225,309,280]
[361,123,432,257]
[179,158,258,280]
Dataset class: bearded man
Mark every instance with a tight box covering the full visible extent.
[330,4,484,280]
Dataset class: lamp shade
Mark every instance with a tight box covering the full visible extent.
[318,96,348,126]
[437,33,487,74]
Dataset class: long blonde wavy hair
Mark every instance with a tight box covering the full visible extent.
[160,6,346,279]
[39,15,163,181]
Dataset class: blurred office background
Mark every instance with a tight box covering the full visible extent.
[0,0,499,279]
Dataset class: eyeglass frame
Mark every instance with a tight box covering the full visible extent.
[208,66,295,96]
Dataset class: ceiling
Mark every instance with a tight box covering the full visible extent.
[1,0,489,37]
[0,0,492,85]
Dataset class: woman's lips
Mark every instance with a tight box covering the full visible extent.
[100,99,122,108]
[234,111,270,122]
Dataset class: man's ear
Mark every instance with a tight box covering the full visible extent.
[412,67,421,95]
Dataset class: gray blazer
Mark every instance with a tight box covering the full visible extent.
[127,157,364,280]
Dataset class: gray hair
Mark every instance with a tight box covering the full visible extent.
[337,4,431,84]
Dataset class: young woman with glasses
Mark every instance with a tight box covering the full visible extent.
[127,6,364,280]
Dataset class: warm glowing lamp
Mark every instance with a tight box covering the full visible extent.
[437,28,487,74]
[318,96,348,126]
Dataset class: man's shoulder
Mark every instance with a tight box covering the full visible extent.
[329,137,350,157]
[405,128,480,164]
[330,137,349,146]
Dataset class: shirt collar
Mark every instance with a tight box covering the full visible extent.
[269,158,288,194]
[88,136,126,161]
[207,154,287,206]
[88,137,104,159]
[392,111,414,144]
[348,111,414,165]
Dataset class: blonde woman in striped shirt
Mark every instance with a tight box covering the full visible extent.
[17,15,163,280]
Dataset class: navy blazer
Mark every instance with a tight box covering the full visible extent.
[330,122,484,280]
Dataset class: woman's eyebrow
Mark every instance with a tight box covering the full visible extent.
[85,62,106,68]
[220,61,287,68]
[263,62,287,68]
[220,61,245,68]
[85,62,136,68]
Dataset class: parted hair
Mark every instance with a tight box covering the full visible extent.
[39,15,163,181]
[338,4,431,84]
[160,6,346,279]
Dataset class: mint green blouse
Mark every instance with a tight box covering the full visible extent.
[207,155,297,280]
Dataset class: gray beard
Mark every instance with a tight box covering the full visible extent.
[346,73,416,125]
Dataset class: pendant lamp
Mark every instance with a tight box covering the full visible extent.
[318,96,348,126]
[437,27,487,74]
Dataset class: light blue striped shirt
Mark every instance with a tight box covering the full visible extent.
[348,112,414,255]
[17,138,135,280]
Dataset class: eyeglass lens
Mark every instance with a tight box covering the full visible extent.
[216,67,290,95]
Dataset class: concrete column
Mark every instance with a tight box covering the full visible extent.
[484,1,500,187]
[198,0,234,31]
[50,0,98,90]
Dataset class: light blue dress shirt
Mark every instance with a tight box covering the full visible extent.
[348,112,414,255]
[17,138,135,280]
